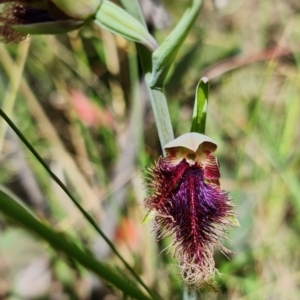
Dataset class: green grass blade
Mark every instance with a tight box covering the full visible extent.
[191,77,209,134]
[150,0,202,88]
[0,109,155,299]
[0,188,151,300]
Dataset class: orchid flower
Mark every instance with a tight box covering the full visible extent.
[145,132,238,290]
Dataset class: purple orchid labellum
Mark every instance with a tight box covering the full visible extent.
[145,132,238,290]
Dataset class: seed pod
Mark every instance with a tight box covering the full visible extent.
[49,0,102,20]
[94,0,158,51]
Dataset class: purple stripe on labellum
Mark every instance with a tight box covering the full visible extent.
[145,152,236,290]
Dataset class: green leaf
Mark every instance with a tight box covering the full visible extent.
[149,0,202,88]
[141,210,155,225]
[94,0,157,51]
[0,109,155,300]
[191,77,209,134]
[13,20,85,35]
[0,188,151,300]
[230,216,241,227]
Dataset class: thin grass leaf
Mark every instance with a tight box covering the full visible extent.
[0,188,151,300]
[0,109,156,300]
[150,0,202,88]
[191,77,209,134]
[141,210,155,225]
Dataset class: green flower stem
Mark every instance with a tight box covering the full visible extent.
[120,0,203,150]
[120,3,203,299]
[0,109,156,300]
[183,290,198,300]
[119,0,174,152]
[145,78,174,153]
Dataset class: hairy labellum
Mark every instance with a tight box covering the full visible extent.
[145,133,237,290]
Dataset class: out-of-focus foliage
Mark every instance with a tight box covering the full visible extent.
[0,0,299,299]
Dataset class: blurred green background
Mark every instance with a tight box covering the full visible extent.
[0,0,300,299]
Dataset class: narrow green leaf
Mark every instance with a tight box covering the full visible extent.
[150,0,202,88]
[13,20,85,35]
[229,216,241,227]
[0,188,151,300]
[191,77,209,134]
[0,109,156,300]
[94,0,157,51]
[141,210,155,225]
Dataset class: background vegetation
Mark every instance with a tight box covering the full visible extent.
[0,0,300,299]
